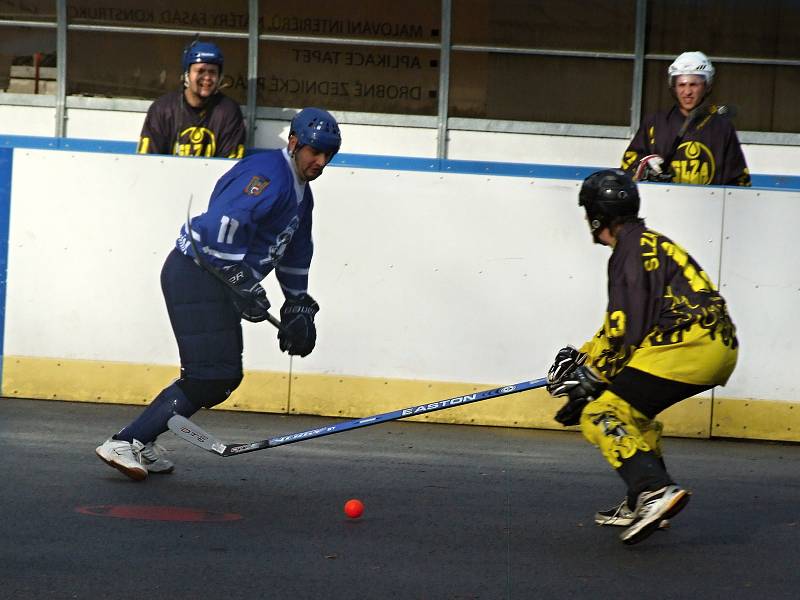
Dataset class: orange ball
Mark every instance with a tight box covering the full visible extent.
[344,498,364,518]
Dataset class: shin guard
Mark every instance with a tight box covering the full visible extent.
[617,451,674,505]
[115,383,198,444]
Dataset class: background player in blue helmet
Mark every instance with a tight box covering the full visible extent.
[137,39,246,158]
[546,169,738,545]
[97,108,341,480]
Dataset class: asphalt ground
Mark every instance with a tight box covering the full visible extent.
[2,397,799,600]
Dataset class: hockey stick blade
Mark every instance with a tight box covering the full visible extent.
[168,377,547,457]
[185,195,282,330]
[168,415,230,455]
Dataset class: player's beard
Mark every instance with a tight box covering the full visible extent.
[185,77,219,107]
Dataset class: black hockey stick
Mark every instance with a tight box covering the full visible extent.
[654,103,737,181]
[167,377,547,456]
[185,195,282,330]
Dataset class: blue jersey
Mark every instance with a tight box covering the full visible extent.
[177,148,313,297]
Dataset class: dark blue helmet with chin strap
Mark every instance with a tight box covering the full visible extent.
[182,40,224,74]
[290,107,341,157]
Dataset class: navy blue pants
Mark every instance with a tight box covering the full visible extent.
[115,249,244,443]
[161,248,244,380]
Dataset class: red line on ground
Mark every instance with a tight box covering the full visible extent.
[75,505,243,522]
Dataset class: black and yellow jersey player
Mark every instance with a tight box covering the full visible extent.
[621,51,750,187]
[545,169,738,546]
[137,40,245,159]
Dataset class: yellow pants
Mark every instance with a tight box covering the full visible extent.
[580,391,664,469]
[578,324,737,469]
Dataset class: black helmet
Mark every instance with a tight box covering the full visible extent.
[579,169,640,241]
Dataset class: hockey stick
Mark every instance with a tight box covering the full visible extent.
[654,103,737,182]
[185,195,282,330]
[167,377,547,456]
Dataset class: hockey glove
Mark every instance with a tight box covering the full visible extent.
[553,365,607,427]
[278,293,319,357]
[546,345,587,395]
[220,264,271,323]
[634,154,665,182]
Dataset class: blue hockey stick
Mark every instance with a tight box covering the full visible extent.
[167,377,547,456]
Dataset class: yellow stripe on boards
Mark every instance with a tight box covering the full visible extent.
[1,356,289,413]
[713,397,800,443]
[2,356,797,442]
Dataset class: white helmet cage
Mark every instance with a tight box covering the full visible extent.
[668,51,715,86]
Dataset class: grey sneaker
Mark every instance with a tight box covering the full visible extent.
[139,441,174,474]
[95,438,147,481]
[595,499,670,529]
[620,485,690,545]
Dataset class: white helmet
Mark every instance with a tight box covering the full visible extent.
[668,51,715,86]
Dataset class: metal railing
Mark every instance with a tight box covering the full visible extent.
[1,0,798,155]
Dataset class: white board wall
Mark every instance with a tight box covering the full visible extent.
[3,148,798,402]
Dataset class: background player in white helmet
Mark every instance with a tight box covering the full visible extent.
[546,169,738,545]
[97,108,341,480]
[621,51,750,186]
[137,39,246,158]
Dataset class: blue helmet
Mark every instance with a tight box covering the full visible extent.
[290,107,341,156]
[182,41,224,73]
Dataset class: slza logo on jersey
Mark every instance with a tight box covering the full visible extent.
[671,141,716,184]
[175,126,217,157]
[244,175,270,196]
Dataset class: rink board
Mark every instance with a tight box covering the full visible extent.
[0,147,798,441]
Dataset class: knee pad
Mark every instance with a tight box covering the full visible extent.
[580,393,653,469]
[638,418,664,458]
[176,375,242,409]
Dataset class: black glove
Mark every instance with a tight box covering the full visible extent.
[546,345,587,396]
[278,293,319,357]
[220,264,271,323]
[553,365,607,427]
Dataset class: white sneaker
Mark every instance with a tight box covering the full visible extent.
[620,485,690,545]
[140,441,174,474]
[595,499,669,529]
[95,438,147,481]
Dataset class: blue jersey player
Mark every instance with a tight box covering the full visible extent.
[96,107,342,480]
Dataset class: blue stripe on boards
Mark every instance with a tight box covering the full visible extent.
[0,134,799,189]
[0,134,137,154]
[331,153,601,180]
[0,148,13,388]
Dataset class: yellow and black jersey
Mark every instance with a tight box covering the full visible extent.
[137,90,246,159]
[621,105,750,186]
[580,222,738,386]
